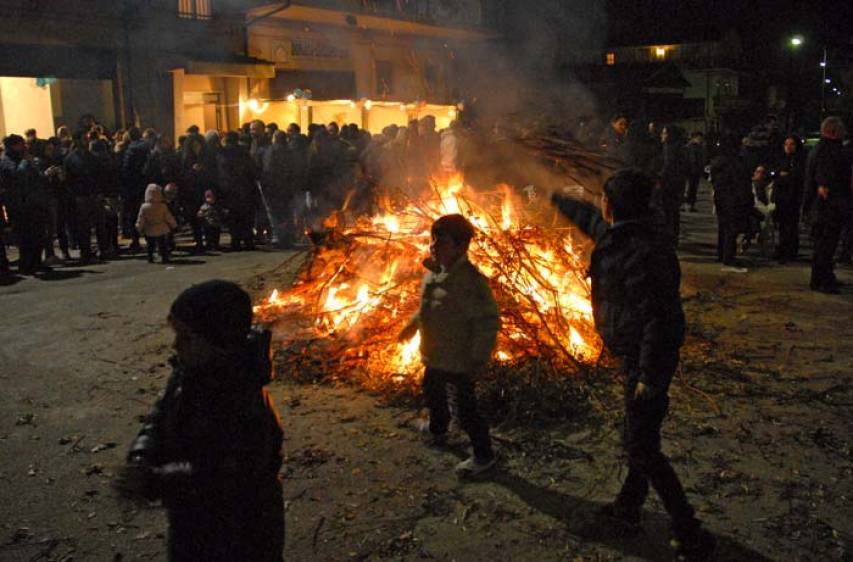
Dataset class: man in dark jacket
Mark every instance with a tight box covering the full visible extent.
[552,169,715,561]
[807,117,852,293]
[772,136,806,262]
[711,134,754,267]
[684,132,706,212]
[658,126,689,242]
[122,128,153,252]
[64,135,101,262]
[1,134,53,274]
[117,280,284,561]
[217,132,259,251]
[599,114,634,166]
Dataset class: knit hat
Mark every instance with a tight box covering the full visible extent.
[169,280,253,349]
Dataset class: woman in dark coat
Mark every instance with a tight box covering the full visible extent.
[711,134,754,267]
[772,135,806,262]
[217,132,259,251]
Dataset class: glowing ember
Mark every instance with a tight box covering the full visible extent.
[254,174,600,385]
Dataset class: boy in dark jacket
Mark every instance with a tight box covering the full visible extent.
[116,280,284,561]
[552,170,715,561]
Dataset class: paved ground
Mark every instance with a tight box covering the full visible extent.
[1,184,852,561]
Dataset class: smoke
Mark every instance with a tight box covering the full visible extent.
[446,0,608,135]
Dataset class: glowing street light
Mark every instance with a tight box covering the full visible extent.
[789,35,804,47]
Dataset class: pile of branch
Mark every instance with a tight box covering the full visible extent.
[254,132,623,422]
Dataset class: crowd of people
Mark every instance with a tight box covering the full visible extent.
[0,114,451,274]
[2,110,852,294]
[597,112,853,293]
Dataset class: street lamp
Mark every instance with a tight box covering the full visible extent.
[785,35,805,130]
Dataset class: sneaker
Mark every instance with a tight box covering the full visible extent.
[720,266,748,273]
[455,455,497,476]
[672,529,717,561]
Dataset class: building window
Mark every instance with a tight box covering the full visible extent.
[654,46,666,59]
[178,0,213,20]
[376,60,393,97]
[606,52,615,66]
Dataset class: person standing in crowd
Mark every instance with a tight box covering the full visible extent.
[261,130,295,248]
[144,135,181,188]
[64,133,101,263]
[711,133,754,269]
[180,128,210,254]
[600,114,633,166]
[806,116,852,293]
[634,121,661,174]
[772,136,805,262]
[122,127,153,253]
[551,169,716,560]
[89,137,120,258]
[658,126,688,243]
[217,131,259,251]
[440,120,464,178]
[0,134,53,274]
[36,137,70,264]
[684,132,706,212]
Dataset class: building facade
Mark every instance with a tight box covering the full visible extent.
[0,0,490,139]
[570,32,751,134]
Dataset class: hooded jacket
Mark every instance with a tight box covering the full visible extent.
[405,256,500,374]
[135,183,177,237]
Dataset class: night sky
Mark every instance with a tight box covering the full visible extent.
[607,0,853,65]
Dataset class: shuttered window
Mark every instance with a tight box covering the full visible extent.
[178,0,213,20]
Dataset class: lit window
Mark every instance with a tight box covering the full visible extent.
[606,52,615,66]
[178,0,212,20]
[655,47,666,59]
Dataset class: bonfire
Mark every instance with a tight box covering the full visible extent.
[253,171,604,393]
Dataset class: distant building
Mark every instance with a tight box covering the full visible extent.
[0,0,490,139]
[568,30,752,134]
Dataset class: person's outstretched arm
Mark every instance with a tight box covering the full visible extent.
[550,193,608,241]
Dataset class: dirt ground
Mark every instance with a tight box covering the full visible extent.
[1,189,852,561]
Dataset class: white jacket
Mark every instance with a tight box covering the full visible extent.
[136,184,177,237]
[405,257,500,374]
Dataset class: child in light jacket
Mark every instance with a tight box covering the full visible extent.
[136,183,177,263]
[399,214,500,476]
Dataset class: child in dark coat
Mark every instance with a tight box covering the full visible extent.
[552,170,716,561]
[197,189,225,250]
[116,280,284,562]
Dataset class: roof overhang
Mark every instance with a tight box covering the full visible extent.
[247,3,494,42]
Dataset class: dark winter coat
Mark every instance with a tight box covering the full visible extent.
[810,138,852,203]
[122,139,153,200]
[216,145,258,216]
[144,148,181,187]
[0,153,51,222]
[63,149,99,198]
[599,127,634,166]
[551,195,685,388]
[126,330,283,562]
[711,154,754,228]
[686,141,707,177]
[658,141,689,199]
[773,152,805,220]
